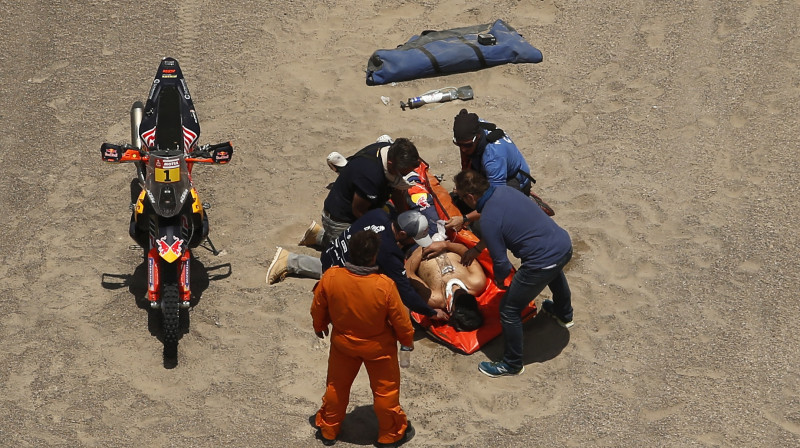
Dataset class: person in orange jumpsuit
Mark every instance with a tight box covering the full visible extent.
[311,230,416,447]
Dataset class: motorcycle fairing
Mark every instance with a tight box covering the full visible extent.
[145,153,192,218]
[131,186,205,247]
[139,57,200,152]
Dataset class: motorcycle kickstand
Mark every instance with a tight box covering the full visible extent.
[203,236,221,256]
[201,201,221,256]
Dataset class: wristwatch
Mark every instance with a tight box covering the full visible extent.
[462,213,470,224]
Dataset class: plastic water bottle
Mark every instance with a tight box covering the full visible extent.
[399,345,412,368]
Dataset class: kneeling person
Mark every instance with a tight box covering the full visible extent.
[267,209,449,321]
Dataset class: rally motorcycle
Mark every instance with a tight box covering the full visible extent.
[101,57,232,356]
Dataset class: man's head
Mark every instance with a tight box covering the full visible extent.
[452,109,480,156]
[453,169,489,209]
[348,230,381,267]
[386,138,421,176]
[451,289,483,331]
[394,210,432,247]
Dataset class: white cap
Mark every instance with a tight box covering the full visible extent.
[397,210,432,247]
[326,152,347,172]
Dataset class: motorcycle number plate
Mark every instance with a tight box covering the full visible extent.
[155,167,181,183]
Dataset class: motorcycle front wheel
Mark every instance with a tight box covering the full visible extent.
[161,282,181,348]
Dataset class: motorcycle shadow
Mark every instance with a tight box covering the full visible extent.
[101,253,232,367]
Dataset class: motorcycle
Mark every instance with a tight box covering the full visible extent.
[101,57,233,357]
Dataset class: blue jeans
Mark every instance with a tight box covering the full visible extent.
[499,249,572,370]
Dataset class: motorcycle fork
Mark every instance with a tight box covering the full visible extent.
[147,248,189,308]
[147,247,161,306]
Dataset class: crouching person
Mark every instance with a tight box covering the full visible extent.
[311,230,416,447]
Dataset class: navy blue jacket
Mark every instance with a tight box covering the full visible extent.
[476,186,572,281]
[321,209,436,317]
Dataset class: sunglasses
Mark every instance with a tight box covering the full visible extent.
[452,135,477,147]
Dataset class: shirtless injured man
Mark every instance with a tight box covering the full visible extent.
[404,241,487,313]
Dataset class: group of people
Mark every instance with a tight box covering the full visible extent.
[268,109,575,447]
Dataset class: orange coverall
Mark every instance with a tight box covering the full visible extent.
[311,266,415,445]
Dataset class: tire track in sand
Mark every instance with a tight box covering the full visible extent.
[176,0,202,66]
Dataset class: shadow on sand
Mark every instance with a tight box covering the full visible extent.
[101,247,232,368]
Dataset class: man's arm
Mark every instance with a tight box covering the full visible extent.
[404,248,424,283]
[481,221,513,282]
[310,277,331,338]
[351,192,372,219]
[482,152,510,187]
[380,245,446,320]
[385,281,415,348]
[444,241,469,256]
[404,247,432,302]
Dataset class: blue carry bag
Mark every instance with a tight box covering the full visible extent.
[366,19,543,86]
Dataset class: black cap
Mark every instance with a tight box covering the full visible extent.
[453,109,480,141]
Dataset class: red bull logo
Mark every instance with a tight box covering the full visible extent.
[156,235,185,263]
[213,150,231,163]
[411,192,431,210]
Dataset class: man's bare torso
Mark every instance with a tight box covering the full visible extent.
[417,251,486,305]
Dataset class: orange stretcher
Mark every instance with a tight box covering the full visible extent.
[406,162,537,355]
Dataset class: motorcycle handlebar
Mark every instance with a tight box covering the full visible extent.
[205,142,232,151]
[190,141,233,164]
[101,141,233,164]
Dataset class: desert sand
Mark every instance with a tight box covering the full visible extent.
[1,1,799,446]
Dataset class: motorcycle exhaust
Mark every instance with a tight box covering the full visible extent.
[130,101,144,149]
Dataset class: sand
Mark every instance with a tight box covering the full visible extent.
[1,0,799,446]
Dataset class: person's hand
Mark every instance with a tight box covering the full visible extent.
[444,215,466,232]
[315,327,329,338]
[460,246,480,266]
[421,241,447,260]
[496,273,512,291]
[430,308,449,321]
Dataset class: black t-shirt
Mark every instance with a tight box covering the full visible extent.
[323,142,390,223]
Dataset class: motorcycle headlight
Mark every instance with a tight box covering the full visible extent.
[159,185,177,214]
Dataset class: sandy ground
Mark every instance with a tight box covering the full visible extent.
[1,0,799,446]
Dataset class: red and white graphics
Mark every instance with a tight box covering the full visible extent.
[156,235,185,263]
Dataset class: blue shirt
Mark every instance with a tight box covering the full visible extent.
[465,124,532,190]
[321,209,436,317]
[476,186,572,281]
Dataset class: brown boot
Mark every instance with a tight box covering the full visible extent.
[298,221,323,247]
[266,247,289,285]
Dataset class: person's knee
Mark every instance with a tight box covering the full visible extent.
[499,306,521,325]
